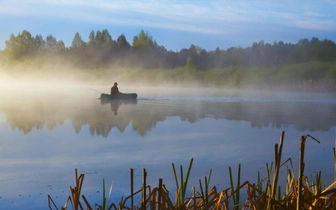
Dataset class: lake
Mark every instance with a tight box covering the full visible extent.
[0,85,335,209]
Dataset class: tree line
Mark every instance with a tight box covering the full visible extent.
[2,29,336,70]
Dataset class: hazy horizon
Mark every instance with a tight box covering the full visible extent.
[0,1,336,51]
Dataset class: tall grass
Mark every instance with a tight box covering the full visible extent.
[48,131,336,209]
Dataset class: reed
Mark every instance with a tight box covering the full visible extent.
[172,158,194,209]
[48,131,336,210]
[228,163,241,210]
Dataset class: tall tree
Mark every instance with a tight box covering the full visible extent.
[34,35,45,51]
[310,37,320,45]
[185,56,193,69]
[4,30,34,59]
[88,30,95,45]
[46,35,57,49]
[95,30,103,44]
[116,34,130,48]
[101,29,112,44]
[56,40,66,51]
[71,32,85,48]
[19,30,35,53]
[4,34,18,59]
[189,44,197,54]
[132,30,154,48]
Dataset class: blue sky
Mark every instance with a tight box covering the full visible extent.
[0,0,336,51]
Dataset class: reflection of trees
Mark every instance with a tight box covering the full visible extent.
[69,104,131,137]
[131,114,166,137]
[1,99,67,134]
[219,101,336,131]
[1,94,336,137]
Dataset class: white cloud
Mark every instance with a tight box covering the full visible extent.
[0,0,336,34]
[296,20,336,30]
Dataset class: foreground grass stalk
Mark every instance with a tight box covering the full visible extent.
[268,131,285,210]
[334,147,336,188]
[48,131,336,210]
[229,163,241,210]
[142,168,147,210]
[297,135,306,210]
[102,178,106,210]
[130,168,134,210]
[172,158,193,209]
[297,134,320,210]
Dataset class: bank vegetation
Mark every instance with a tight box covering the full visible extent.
[1,29,336,90]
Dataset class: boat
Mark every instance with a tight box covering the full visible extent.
[100,96,138,105]
[100,93,138,100]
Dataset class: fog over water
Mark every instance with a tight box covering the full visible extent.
[0,84,335,209]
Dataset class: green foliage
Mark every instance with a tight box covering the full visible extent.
[101,29,112,44]
[132,30,154,49]
[4,29,336,73]
[185,56,193,69]
[101,178,113,210]
[88,29,112,46]
[96,30,103,44]
[56,40,66,51]
[229,164,241,210]
[243,66,278,85]
[2,29,336,91]
[46,35,57,49]
[189,44,197,54]
[34,35,45,51]
[71,32,85,48]
[4,30,35,59]
[326,67,336,80]
[117,34,130,48]
[277,62,329,84]
[88,30,95,45]
[172,158,194,208]
[198,168,212,207]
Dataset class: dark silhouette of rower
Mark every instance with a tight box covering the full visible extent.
[111,82,122,95]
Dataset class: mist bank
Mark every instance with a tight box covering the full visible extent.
[0,61,336,92]
[1,30,336,91]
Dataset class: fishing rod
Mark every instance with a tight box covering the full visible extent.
[86,87,103,94]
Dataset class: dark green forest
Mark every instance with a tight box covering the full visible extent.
[1,29,336,90]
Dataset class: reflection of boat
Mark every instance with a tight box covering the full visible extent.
[100,98,138,105]
[100,93,138,100]
[100,96,137,115]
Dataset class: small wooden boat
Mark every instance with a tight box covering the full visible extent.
[100,93,138,100]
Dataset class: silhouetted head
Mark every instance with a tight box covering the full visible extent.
[114,82,118,86]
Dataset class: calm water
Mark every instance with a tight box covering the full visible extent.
[0,85,336,209]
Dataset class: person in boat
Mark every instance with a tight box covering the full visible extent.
[111,82,122,95]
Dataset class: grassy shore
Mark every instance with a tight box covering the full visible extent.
[48,131,336,210]
[1,61,336,91]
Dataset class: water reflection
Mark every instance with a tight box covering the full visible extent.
[0,88,335,210]
[0,93,336,137]
[101,98,138,116]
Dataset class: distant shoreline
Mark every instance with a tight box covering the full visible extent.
[0,61,335,93]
